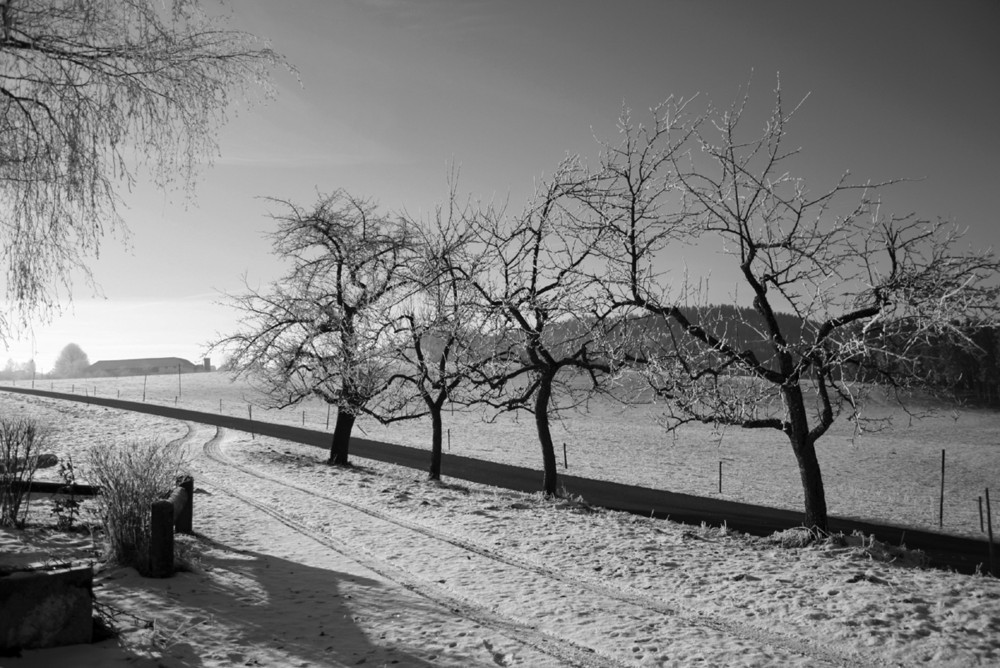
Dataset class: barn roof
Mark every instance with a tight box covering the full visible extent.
[87,357,197,370]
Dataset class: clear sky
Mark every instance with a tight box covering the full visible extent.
[4,0,999,373]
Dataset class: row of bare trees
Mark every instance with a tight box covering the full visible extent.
[216,86,1000,532]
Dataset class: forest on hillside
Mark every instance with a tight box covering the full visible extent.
[643,304,1000,408]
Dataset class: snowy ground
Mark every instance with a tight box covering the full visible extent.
[1,393,999,667]
[24,372,1000,539]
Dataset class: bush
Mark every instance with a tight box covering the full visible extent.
[0,416,49,527]
[88,440,187,575]
[51,455,82,530]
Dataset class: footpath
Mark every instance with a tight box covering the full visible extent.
[1,386,993,575]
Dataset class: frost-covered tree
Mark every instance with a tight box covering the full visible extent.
[456,158,629,496]
[52,342,89,378]
[215,192,418,466]
[588,85,1000,531]
[384,190,494,480]
[0,0,283,337]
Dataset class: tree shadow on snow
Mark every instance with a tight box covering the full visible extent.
[174,533,443,667]
[85,534,443,667]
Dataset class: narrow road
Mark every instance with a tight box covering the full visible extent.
[1,386,993,574]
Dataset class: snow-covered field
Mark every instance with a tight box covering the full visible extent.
[1,392,999,667]
[17,371,1000,537]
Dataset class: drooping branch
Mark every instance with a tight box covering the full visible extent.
[0,0,286,336]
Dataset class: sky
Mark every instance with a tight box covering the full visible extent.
[3,0,998,374]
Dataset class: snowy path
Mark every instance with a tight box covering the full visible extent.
[190,424,879,667]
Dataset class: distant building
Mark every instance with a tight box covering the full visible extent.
[84,357,206,378]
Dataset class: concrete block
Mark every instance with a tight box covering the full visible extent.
[0,565,93,651]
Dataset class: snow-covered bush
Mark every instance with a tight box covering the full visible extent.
[0,416,49,527]
[88,440,187,574]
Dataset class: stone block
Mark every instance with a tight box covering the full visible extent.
[0,565,93,652]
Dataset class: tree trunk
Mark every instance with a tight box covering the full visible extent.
[329,410,355,466]
[428,405,443,481]
[783,385,829,531]
[535,374,559,496]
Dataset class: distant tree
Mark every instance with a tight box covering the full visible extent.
[52,343,89,378]
[214,191,418,466]
[588,85,1000,531]
[0,0,283,338]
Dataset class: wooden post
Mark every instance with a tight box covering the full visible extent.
[980,496,985,533]
[142,374,147,402]
[149,500,175,578]
[939,449,946,529]
[174,476,194,535]
[248,404,254,439]
[326,404,331,430]
[563,442,568,469]
[986,488,995,577]
[719,461,723,494]
[302,410,305,426]
[447,428,451,452]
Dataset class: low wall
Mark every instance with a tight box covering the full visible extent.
[0,565,93,652]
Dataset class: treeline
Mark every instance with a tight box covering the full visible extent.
[897,324,1000,406]
[626,305,1000,407]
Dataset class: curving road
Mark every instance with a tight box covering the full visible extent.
[1,385,993,575]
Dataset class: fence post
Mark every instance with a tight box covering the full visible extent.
[939,449,945,529]
[149,500,175,578]
[986,488,995,577]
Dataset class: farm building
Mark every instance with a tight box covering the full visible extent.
[84,357,210,378]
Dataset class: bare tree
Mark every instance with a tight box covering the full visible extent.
[0,0,283,336]
[213,192,418,466]
[382,189,495,480]
[52,342,89,378]
[458,158,627,496]
[592,84,1000,531]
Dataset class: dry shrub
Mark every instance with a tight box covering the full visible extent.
[88,440,187,574]
[769,526,819,548]
[0,416,49,527]
[768,527,930,568]
[839,531,929,568]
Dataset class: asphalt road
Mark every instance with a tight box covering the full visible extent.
[2,385,995,575]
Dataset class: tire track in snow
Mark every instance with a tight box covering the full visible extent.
[196,425,881,667]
